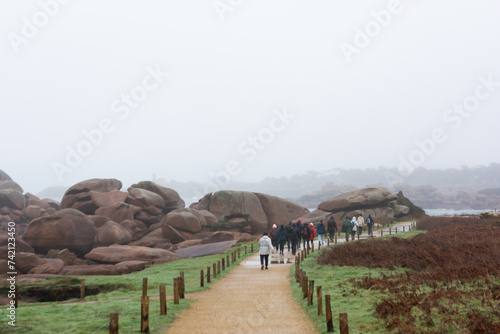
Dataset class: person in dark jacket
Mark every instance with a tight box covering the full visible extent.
[286,221,294,251]
[301,223,311,250]
[274,225,288,255]
[290,222,300,255]
[296,220,304,249]
[342,216,353,242]
[316,220,326,245]
[366,214,374,237]
[327,216,337,241]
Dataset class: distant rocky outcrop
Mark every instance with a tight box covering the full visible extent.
[317,187,409,219]
[190,190,308,233]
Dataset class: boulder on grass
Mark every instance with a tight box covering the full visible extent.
[22,209,97,257]
[84,245,181,264]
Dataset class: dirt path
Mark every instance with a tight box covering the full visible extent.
[164,221,416,333]
[164,252,316,334]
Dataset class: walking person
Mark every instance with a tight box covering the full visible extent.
[269,224,278,251]
[327,216,337,241]
[301,222,311,250]
[309,223,316,247]
[366,214,374,237]
[316,219,326,245]
[342,216,352,242]
[274,224,288,255]
[296,220,303,249]
[258,232,274,270]
[290,222,300,255]
[286,221,294,252]
[357,215,365,237]
[351,216,357,240]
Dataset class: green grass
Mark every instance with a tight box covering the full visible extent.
[289,231,418,334]
[0,242,257,334]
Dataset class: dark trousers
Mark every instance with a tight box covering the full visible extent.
[260,254,269,267]
[329,230,335,240]
[291,240,297,255]
[368,225,373,236]
[345,233,350,242]
[303,238,310,249]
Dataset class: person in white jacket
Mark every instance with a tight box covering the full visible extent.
[258,232,274,270]
[351,216,357,240]
[357,215,365,236]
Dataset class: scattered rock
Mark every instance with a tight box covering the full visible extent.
[84,245,181,264]
[162,211,201,233]
[201,231,234,244]
[161,224,187,244]
[23,209,97,256]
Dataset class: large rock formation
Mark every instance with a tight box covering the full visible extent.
[61,178,123,214]
[317,187,409,219]
[85,245,181,264]
[191,190,308,232]
[129,181,185,212]
[23,209,97,256]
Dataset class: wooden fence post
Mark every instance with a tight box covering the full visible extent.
[245,245,247,254]
[142,277,148,297]
[389,227,391,235]
[222,258,225,271]
[317,286,323,316]
[213,263,217,279]
[200,270,204,288]
[395,227,398,234]
[80,279,85,299]
[302,274,308,299]
[174,278,180,304]
[217,260,221,275]
[238,248,241,258]
[308,280,315,306]
[226,255,230,267]
[301,250,304,261]
[325,295,334,332]
[159,285,167,315]
[180,272,185,299]
[403,226,405,232]
[251,243,254,252]
[141,296,149,333]
[109,313,119,334]
[207,267,211,284]
[335,236,337,244]
[381,229,383,236]
[339,313,349,334]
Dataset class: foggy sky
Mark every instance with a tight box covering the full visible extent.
[1,0,500,195]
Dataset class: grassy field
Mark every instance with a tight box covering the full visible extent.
[290,229,422,334]
[290,218,500,334]
[0,241,257,334]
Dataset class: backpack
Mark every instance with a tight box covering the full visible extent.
[301,227,309,237]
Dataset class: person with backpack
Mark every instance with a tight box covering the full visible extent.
[327,216,337,241]
[351,216,357,240]
[269,224,278,251]
[290,222,300,255]
[342,216,352,242]
[296,220,304,249]
[309,223,316,247]
[366,214,374,237]
[301,222,311,249]
[357,215,364,236]
[316,219,326,245]
[286,221,294,252]
[274,224,288,255]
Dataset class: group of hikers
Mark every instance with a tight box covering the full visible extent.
[258,214,375,270]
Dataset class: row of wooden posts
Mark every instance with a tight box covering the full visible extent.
[105,245,250,333]
[294,222,416,333]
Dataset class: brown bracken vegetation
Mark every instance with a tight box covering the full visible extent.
[317,216,500,334]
